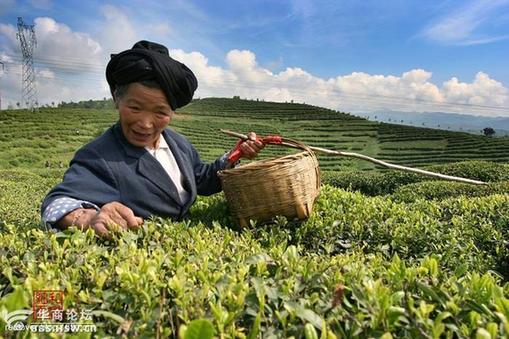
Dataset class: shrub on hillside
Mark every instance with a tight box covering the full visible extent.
[294,186,509,278]
[322,161,509,195]
[1,170,509,337]
[321,170,422,195]
[1,215,508,337]
[0,170,59,227]
[392,180,509,203]
[427,160,509,182]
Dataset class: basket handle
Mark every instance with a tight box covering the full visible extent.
[221,129,312,162]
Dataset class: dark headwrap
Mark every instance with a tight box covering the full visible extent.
[106,40,198,109]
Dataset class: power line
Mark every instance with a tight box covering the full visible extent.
[2,52,107,72]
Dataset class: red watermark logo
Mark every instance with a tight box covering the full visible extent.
[4,289,96,333]
[33,290,64,321]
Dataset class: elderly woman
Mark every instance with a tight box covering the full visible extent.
[41,40,264,238]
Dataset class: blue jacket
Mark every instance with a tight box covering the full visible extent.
[41,122,226,220]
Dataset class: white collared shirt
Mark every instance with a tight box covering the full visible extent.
[145,135,190,204]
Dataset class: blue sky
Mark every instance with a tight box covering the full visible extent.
[1,0,508,116]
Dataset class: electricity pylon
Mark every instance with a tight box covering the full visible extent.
[16,17,38,111]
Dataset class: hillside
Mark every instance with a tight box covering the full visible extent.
[178,98,509,171]
[1,97,508,173]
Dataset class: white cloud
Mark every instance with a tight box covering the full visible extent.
[420,0,509,45]
[456,34,509,46]
[0,22,17,52]
[33,17,103,69]
[169,49,234,95]
[170,48,508,117]
[37,67,54,79]
[0,52,21,109]
[97,5,139,54]
[443,72,508,106]
[0,51,12,62]
[226,50,273,83]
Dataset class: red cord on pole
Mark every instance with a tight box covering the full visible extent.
[227,134,282,162]
[263,135,282,144]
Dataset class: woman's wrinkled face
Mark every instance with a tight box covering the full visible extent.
[116,83,173,148]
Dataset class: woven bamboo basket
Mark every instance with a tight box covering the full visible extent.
[218,138,320,228]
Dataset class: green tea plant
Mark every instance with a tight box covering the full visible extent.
[392,180,509,203]
[322,161,509,196]
[1,179,508,337]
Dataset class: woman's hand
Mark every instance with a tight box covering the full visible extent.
[234,131,265,160]
[60,202,143,238]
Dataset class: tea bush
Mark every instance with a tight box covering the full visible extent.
[294,186,509,279]
[0,169,59,226]
[1,214,509,338]
[321,170,421,196]
[322,161,509,196]
[1,180,508,337]
[392,180,509,203]
[427,161,509,182]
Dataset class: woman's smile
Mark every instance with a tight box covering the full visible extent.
[131,130,152,139]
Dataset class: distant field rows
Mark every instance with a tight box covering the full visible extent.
[0,98,507,172]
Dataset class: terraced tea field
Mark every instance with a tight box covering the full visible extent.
[1,97,507,173]
[178,98,509,171]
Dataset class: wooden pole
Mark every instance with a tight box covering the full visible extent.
[220,129,487,186]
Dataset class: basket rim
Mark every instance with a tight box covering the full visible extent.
[219,149,317,175]
[219,136,317,174]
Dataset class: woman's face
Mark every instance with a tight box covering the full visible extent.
[116,83,173,148]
